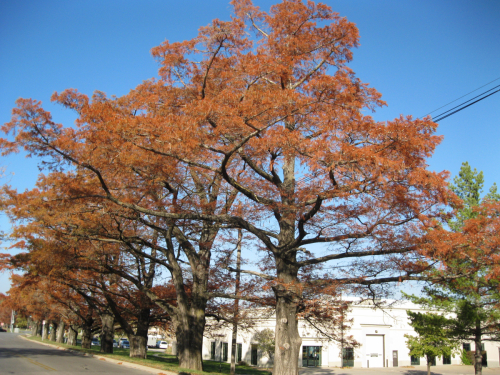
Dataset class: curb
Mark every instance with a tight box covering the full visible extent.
[19,335,178,375]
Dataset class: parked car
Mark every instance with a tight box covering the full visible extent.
[91,338,99,346]
[158,341,168,349]
[118,338,127,347]
[120,340,130,349]
[113,339,118,348]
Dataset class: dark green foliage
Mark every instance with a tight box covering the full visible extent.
[404,311,457,360]
[460,349,473,365]
[407,162,500,375]
[449,161,499,231]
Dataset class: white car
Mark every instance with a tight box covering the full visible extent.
[158,341,168,349]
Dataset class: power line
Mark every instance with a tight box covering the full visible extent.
[432,84,500,122]
[421,76,500,118]
[433,88,500,123]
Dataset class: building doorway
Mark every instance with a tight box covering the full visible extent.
[302,346,322,367]
[342,347,354,367]
[251,344,258,366]
[365,335,384,368]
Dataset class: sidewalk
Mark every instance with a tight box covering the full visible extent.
[299,365,500,375]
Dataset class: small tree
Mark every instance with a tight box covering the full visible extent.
[254,328,275,365]
[405,311,458,375]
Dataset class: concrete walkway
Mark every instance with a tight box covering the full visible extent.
[299,365,500,375]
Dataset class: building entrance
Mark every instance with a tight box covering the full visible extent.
[302,346,322,367]
[365,335,384,368]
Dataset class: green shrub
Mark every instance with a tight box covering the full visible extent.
[460,349,472,365]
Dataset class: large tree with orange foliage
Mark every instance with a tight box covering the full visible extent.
[1,0,456,373]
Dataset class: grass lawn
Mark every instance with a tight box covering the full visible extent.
[25,335,272,375]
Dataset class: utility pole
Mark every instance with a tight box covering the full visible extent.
[230,229,242,375]
[10,310,15,332]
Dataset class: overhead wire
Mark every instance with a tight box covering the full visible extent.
[430,84,500,121]
[433,87,500,123]
[421,76,500,118]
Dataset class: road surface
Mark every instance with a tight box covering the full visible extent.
[0,332,157,375]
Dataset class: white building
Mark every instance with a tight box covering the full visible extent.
[202,299,500,369]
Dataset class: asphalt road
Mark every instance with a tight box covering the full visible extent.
[0,332,152,375]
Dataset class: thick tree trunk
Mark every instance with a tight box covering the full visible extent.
[129,335,148,358]
[31,320,40,336]
[156,238,210,371]
[56,320,65,343]
[129,308,150,358]
[99,313,114,354]
[104,288,151,359]
[50,320,58,341]
[426,355,431,375]
[273,281,302,375]
[175,310,205,371]
[474,321,483,375]
[272,152,302,375]
[81,324,92,349]
[41,321,48,341]
[67,325,78,346]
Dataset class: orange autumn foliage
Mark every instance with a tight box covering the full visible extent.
[0,1,464,373]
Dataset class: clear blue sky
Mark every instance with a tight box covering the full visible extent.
[1,0,499,293]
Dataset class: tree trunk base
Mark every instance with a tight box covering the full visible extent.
[129,335,148,359]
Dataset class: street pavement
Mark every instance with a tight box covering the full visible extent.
[0,332,167,375]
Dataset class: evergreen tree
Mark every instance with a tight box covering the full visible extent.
[405,311,458,375]
[408,162,500,375]
[449,162,500,231]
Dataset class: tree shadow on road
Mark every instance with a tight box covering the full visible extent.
[0,347,83,358]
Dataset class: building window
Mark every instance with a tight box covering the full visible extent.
[481,344,488,367]
[210,342,216,360]
[411,356,420,365]
[342,348,354,367]
[237,343,242,362]
[251,344,258,365]
[443,354,451,365]
[223,342,228,362]
[463,343,471,352]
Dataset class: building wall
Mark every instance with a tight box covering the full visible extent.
[201,300,500,368]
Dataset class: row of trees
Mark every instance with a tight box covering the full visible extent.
[1,1,499,374]
[0,255,171,356]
